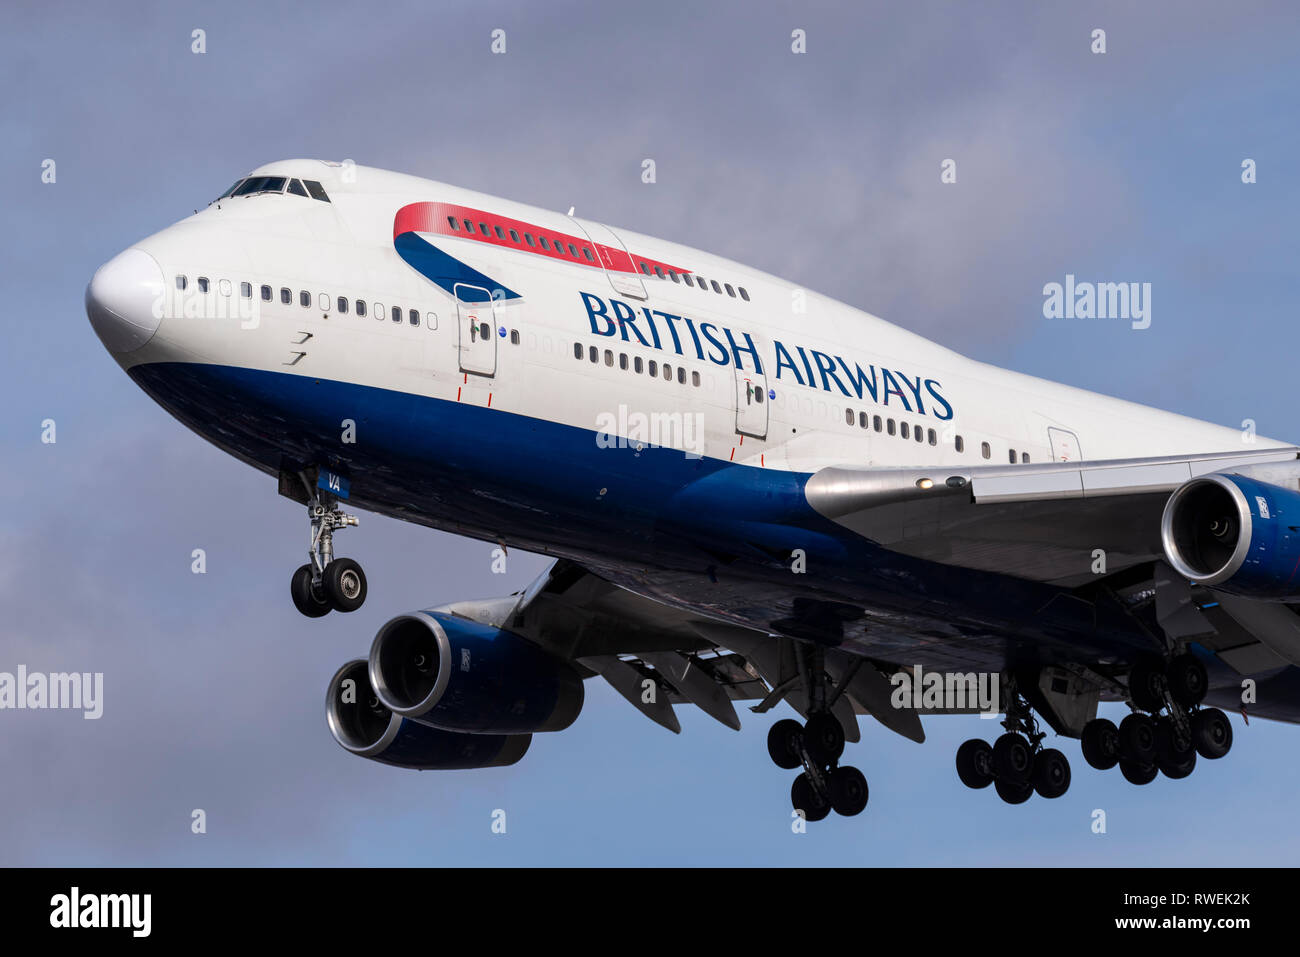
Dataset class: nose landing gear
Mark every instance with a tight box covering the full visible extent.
[289,486,367,618]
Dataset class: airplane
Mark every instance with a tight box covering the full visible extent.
[84,159,1300,820]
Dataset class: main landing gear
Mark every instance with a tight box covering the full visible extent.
[1078,652,1232,786]
[290,491,367,618]
[766,646,869,821]
[956,686,1072,804]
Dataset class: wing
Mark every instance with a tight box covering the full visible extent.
[435,558,925,743]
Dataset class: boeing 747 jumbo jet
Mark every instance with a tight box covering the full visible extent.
[86,160,1300,819]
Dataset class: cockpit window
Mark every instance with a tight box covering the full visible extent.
[287,178,309,197]
[231,176,287,197]
[302,180,330,203]
[218,179,245,199]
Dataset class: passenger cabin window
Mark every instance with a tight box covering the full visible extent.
[887,419,896,436]
[981,442,991,459]
[711,280,722,294]
[955,435,965,453]
[1022,452,1030,463]
[573,343,582,360]
[845,409,855,426]
[299,290,310,307]
[409,308,419,326]
[302,180,330,202]
[1009,449,1017,464]
[392,306,401,323]
[448,217,460,231]
[874,415,882,432]
[197,277,209,293]
[260,285,272,302]
[511,330,521,345]
[589,346,598,363]
[494,226,506,240]
[337,297,348,314]
[240,282,251,298]
[525,233,536,247]
[584,248,596,263]
[725,283,736,297]
[287,179,309,197]
[539,237,551,251]
[739,287,750,301]
[175,275,187,290]
[683,274,695,287]
[280,287,291,304]
[634,357,643,373]
[901,422,910,440]
[356,300,366,317]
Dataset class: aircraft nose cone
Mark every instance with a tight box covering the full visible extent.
[85,248,165,353]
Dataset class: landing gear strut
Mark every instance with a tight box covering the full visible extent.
[956,682,1072,803]
[767,645,869,821]
[290,483,367,617]
[1079,650,1233,786]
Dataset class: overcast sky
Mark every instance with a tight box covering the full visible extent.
[3,0,1300,865]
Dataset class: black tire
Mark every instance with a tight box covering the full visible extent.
[791,773,831,822]
[323,558,367,613]
[1118,713,1156,765]
[1166,653,1208,707]
[1155,715,1195,764]
[1032,748,1071,799]
[803,713,845,766]
[1157,749,1197,780]
[290,564,331,618]
[956,739,994,789]
[994,777,1033,804]
[1191,708,1233,759]
[1119,758,1158,785]
[828,766,869,816]
[767,719,804,770]
[992,732,1032,782]
[1127,656,1166,713]
[1080,717,1121,770]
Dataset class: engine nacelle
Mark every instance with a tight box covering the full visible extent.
[1161,472,1300,600]
[368,611,584,734]
[326,660,531,770]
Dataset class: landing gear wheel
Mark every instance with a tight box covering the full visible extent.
[992,732,1032,783]
[1128,656,1166,713]
[803,713,845,766]
[1031,748,1071,798]
[1191,708,1233,759]
[1119,758,1158,785]
[1081,718,1121,770]
[956,739,995,789]
[1118,713,1157,765]
[791,773,832,822]
[290,564,331,618]
[1157,749,1197,780]
[323,558,367,613]
[828,766,869,816]
[994,777,1033,804]
[1166,653,1208,707]
[767,719,804,770]
[1155,716,1194,763]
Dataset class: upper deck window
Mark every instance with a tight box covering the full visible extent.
[232,176,287,197]
[302,180,331,203]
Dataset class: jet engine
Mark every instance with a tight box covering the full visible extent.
[367,611,584,734]
[1161,472,1300,600]
[326,659,531,769]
